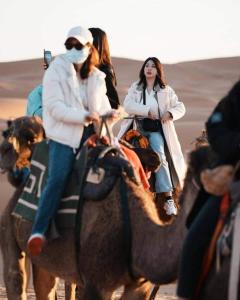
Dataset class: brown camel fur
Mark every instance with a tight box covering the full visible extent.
[0,120,59,300]
[2,177,193,300]
[0,116,197,300]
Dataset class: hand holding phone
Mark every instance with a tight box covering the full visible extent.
[44,49,52,69]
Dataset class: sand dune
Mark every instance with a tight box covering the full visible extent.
[1,56,239,149]
[0,54,239,228]
[0,56,239,298]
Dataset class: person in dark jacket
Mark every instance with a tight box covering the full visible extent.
[207,80,240,165]
[89,27,120,109]
[177,80,240,300]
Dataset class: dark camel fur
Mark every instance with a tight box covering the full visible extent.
[0,116,199,300]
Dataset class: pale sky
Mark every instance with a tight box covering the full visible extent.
[0,0,240,63]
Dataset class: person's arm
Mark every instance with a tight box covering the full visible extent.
[103,66,120,109]
[43,68,89,124]
[87,71,111,115]
[206,99,240,164]
[167,86,186,121]
[124,83,150,117]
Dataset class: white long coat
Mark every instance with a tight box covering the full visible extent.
[42,55,111,149]
[118,82,186,187]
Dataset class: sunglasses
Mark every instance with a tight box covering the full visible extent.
[65,42,85,51]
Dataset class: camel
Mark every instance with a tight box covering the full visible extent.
[0,119,60,300]
[0,116,197,300]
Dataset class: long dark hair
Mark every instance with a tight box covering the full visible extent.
[89,28,112,66]
[88,27,117,85]
[138,57,166,90]
[64,38,99,79]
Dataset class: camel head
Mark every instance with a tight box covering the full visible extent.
[179,144,218,220]
[190,129,209,150]
[186,145,217,188]
[0,116,45,173]
[179,130,211,210]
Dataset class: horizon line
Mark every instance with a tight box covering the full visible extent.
[0,54,240,65]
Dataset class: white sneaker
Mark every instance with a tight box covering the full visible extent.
[164,199,178,216]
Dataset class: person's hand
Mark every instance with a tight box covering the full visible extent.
[161,112,172,123]
[148,110,155,119]
[85,112,100,124]
[108,109,121,122]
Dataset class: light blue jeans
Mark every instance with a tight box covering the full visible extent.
[148,131,173,193]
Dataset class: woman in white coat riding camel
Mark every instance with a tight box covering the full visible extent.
[118,57,186,216]
[27,26,113,256]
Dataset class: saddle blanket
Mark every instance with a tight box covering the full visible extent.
[13,140,82,228]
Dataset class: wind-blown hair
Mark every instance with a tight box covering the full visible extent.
[89,27,117,86]
[138,57,166,90]
[89,28,112,66]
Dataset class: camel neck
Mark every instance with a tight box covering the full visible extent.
[131,192,189,281]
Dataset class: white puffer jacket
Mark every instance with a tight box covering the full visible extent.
[42,55,111,148]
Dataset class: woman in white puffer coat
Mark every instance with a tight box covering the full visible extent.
[118,57,186,216]
[27,26,112,256]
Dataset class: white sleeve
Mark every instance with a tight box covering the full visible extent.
[167,86,186,121]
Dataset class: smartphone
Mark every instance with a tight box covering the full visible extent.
[43,49,52,68]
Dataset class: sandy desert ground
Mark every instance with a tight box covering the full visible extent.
[0,55,239,299]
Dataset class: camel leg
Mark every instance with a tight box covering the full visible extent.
[81,282,113,300]
[65,281,77,300]
[0,241,29,300]
[32,264,58,300]
[149,285,160,300]
[121,280,154,300]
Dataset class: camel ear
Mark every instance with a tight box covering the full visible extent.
[188,150,199,173]
[188,146,210,174]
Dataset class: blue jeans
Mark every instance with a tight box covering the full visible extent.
[31,140,75,236]
[148,131,173,193]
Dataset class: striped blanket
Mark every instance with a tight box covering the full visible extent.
[13,140,81,228]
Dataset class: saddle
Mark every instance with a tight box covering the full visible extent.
[13,139,140,228]
[82,144,139,201]
[122,129,149,149]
